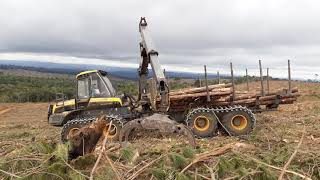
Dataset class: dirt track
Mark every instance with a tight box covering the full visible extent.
[0,103,60,146]
[1,81,320,154]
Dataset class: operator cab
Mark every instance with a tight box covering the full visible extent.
[77,70,115,99]
[48,70,125,126]
[76,70,120,109]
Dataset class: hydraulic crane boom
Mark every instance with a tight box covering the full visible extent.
[138,17,169,112]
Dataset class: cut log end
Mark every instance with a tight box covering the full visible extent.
[68,116,107,159]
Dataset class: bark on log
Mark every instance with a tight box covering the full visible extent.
[260,98,296,106]
[234,94,257,101]
[162,84,299,112]
[170,88,232,100]
[68,116,107,159]
[168,93,298,112]
[170,83,232,96]
[265,87,298,96]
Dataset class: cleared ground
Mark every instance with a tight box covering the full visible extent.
[0,81,319,179]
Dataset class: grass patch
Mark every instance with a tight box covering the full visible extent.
[5,131,32,139]
[0,141,90,179]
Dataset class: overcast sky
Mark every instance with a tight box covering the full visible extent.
[0,0,319,79]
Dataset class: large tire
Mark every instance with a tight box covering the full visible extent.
[186,108,218,138]
[221,107,255,136]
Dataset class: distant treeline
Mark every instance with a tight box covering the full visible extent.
[0,74,75,102]
[0,65,80,75]
[0,73,139,103]
[0,71,281,103]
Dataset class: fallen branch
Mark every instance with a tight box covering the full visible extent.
[0,107,12,115]
[106,143,121,153]
[105,153,122,180]
[0,169,21,178]
[124,159,147,177]
[180,143,234,173]
[241,154,312,180]
[89,121,121,180]
[188,170,211,180]
[63,160,89,179]
[32,171,64,180]
[194,168,198,180]
[128,155,165,180]
[278,125,306,180]
[203,164,215,180]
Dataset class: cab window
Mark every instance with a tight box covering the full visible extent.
[101,74,116,96]
[90,73,111,97]
[78,77,90,99]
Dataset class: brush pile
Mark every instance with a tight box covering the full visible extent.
[167,83,300,112]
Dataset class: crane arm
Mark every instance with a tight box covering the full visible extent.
[138,17,169,112]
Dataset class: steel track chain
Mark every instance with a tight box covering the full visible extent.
[185,105,256,136]
[61,115,125,142]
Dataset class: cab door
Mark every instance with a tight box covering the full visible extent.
[76,75,91,109]
[89,73,111,98]
[87,73,120,108]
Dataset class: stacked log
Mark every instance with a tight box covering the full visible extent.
[165,83,233,111]
[170,88,232,100]
[165,84,300,112]
[170,83,232,96]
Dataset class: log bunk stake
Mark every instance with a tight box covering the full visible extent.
[160,60,300,113]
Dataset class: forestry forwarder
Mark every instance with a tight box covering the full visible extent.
[47,18,256,145]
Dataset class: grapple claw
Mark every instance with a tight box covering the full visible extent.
[175,124,196,147]
[119,113,196,147]
[119,120,142,142]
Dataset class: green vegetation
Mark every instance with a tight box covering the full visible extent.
[1,139,318,180]
[0,74,139,102]
[0,141,87,180]
[169,77,196,90]
[113,81,138,96]
[0,72,278,103]
[0,74,75,102]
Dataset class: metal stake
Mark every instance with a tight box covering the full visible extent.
[246,68,249,91]
[267,68,270,94]
[230,62,235,100]
[259,60,265,96]
[217,71,220,84]
[204,65,210,102]
[288,59,291,94]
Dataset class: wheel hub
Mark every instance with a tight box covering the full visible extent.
[194,116,210,131]
[231,115,248,130]
[67,128,80,139]
[104,123,118,138]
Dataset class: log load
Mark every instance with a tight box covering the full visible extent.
[163,84,300,112]
[169,83,232,96]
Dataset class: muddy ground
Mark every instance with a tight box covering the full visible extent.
[0,81,319,179]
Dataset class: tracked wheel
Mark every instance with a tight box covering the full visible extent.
[61,117,94,142]
[186,108,218,138]
[221,107,255,136]
[102,115,124,141]
[61,115,124,142]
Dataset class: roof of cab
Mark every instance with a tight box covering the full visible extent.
[76,70,98,78]
[76,70,109,79]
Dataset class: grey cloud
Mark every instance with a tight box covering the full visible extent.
[0,0,320,78]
